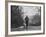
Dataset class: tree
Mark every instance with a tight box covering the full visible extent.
[31,13,41,26]
[11,6,24,28]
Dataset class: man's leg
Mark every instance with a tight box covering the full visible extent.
[26,22,28,30]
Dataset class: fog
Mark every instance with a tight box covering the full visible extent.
[19,6,40,20]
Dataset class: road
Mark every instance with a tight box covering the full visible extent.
[11,26,41,31]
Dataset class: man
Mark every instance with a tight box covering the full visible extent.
[25,16,29,30]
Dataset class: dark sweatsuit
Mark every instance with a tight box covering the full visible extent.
[25,16,29,29]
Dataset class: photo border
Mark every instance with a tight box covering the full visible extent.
[5,1,45,36]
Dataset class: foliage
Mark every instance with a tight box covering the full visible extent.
[11,6,24,28]
[31,14,41,26]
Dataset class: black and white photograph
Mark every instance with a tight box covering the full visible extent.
[11,6,41,31]
[8,2,44,35]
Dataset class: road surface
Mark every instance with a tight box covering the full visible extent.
[11,26,41,31]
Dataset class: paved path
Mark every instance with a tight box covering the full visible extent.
[11,26,41,31]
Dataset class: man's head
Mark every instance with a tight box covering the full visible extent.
[26,16,28,18]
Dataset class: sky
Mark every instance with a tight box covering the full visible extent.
[20,6,40,19]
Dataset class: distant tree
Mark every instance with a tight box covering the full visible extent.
[29,7,41,26]
[31,13,41,26]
